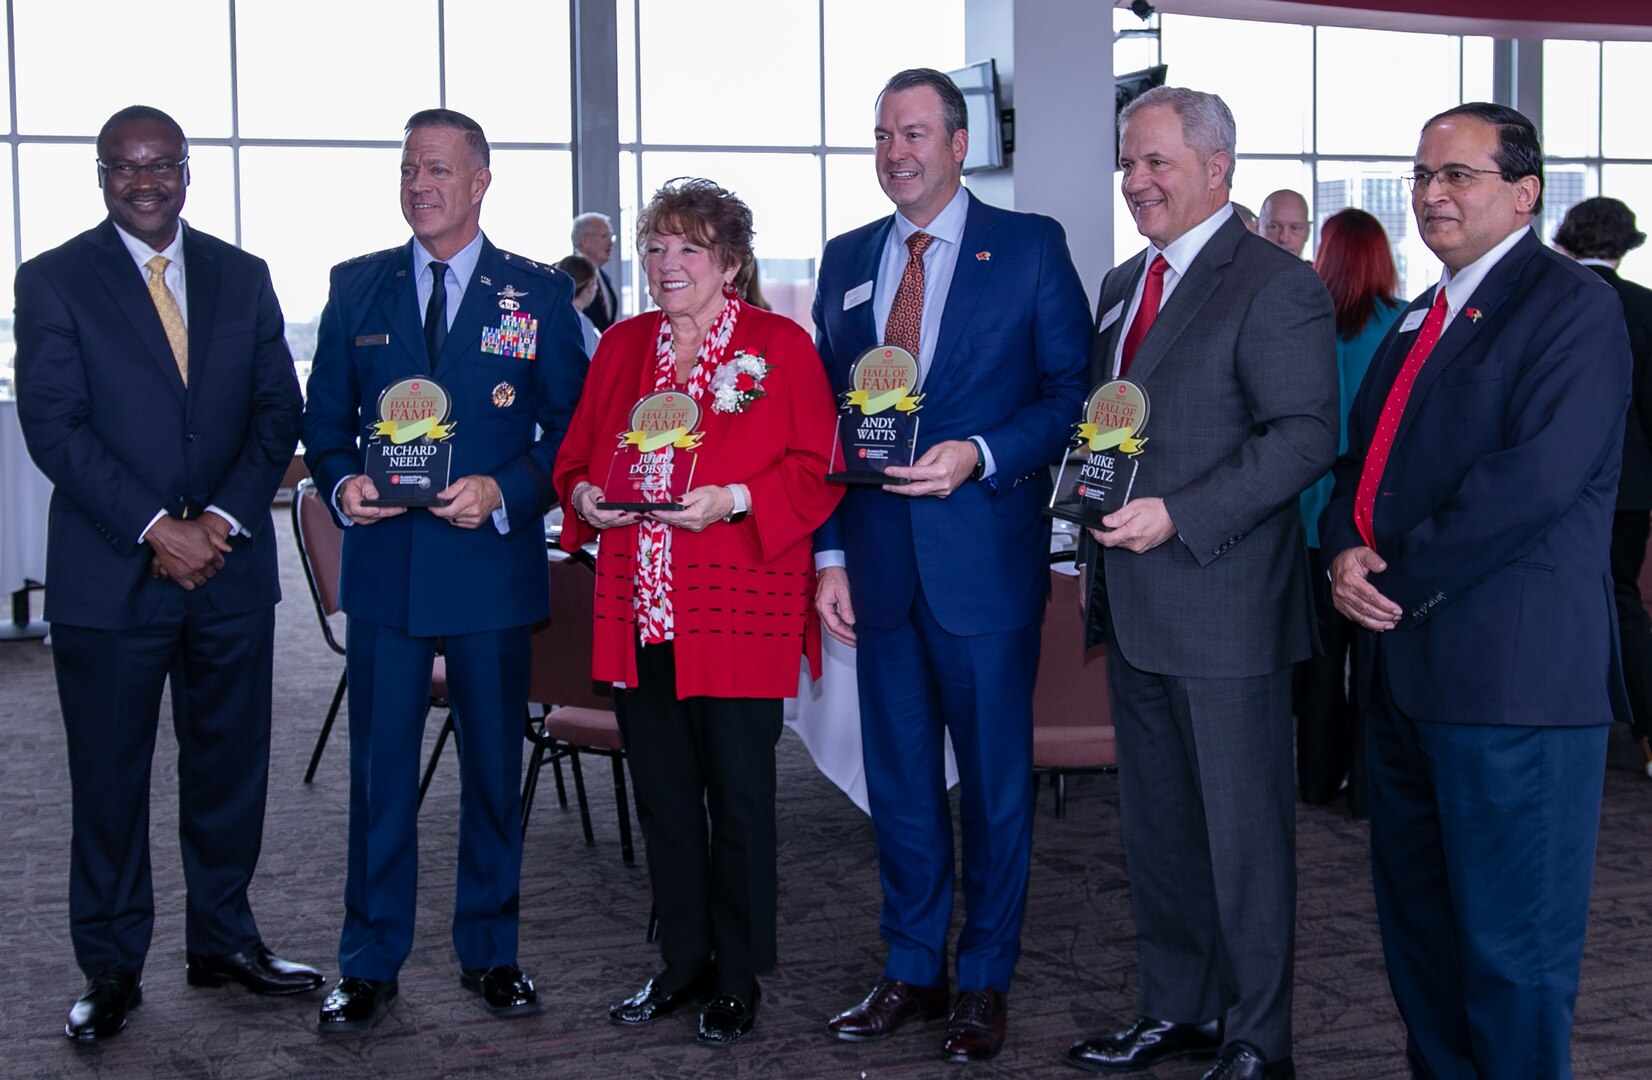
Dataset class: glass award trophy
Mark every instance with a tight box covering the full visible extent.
[826,344,923,485]
[1046,379,1149,527]
[596,390,703,511]
[362,376,456,507]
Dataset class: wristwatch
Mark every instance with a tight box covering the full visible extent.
[968,439,986,482]
[722,484,749,524]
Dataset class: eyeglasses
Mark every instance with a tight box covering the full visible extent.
[1403,166,1506,192]
[98,157,189,180]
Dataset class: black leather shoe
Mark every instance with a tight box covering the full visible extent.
[695,982,759,1048]
[187,943,323,995]
[316,977,398,1034]
[1201,1042,1295,1080]
[610,966,716,1025]
[65,968,141,1042]
[941,988,1007,1061]
[460,964,538,1016]
[1066,1015,1223,1073]
[826,978,950,1041]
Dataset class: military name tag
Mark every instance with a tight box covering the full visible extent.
[361,377,456,507]
[1046,379,1149,528]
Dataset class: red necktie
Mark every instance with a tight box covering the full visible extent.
[884,231,934,358]
[1352,287,1451,550]
[1119,255,1169,375]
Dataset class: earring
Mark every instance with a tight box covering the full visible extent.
[723,281,738,298]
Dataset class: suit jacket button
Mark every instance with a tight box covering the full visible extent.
[184,433,196,443]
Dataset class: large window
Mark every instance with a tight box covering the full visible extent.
[1544,40,1652,284]
[1113,12,1493,299]
[0,0,574,393]
[617,0,964,332]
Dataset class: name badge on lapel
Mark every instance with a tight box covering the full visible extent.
[355,333,390,347]
[481,311,539,360]
[1398,308,1427,334]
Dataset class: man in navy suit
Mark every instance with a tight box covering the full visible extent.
[15,105,318,1042]
[1323,103,1630,1079]
[813,68,1090,1062]
[300,109,586,1032]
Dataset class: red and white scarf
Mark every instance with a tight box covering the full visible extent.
[634,296,741,644]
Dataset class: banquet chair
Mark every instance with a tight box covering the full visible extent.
[1032,553,1117,817]
[290,476,454,805]
[521,547,636,865]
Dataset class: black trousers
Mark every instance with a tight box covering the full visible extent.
[54,596,273,976]
[1611,510,1652,741]
[620,642,783,998]
[1292,546,1365,813]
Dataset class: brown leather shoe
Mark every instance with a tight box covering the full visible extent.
[826,978,949,1041]
[941,988,1007,1062]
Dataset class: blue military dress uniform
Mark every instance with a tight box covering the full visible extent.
[300,235,586,979]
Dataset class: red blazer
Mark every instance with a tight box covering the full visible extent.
[554,303,843,698]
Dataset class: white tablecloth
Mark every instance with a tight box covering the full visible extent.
[0,398,51,594]
[784,632,958,816]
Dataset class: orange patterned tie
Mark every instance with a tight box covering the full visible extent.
[884,231,934,357]
[145,254,189,386]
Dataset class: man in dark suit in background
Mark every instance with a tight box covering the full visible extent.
[300,108,586,1033]
[1554,196,1652,777]
[572,210,619,330]
[1067,87,1337,1080]
[1323,104,1629,1079]
[813,68,1089,1062]
[15,105,318,1042]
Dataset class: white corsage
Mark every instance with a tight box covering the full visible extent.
[709,350,773,414]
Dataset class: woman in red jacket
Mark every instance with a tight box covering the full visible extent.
[553,178,841,1048]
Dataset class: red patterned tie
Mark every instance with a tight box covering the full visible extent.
[1119,255,1169,375]
[884,231,934,357]
[1353,287,1451,550]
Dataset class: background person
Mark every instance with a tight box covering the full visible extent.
[1294,208,1405,814]
[573,210,620,330]
[1259,188,1310,257]
[1554,196,1652,778]
[554,252,603,356]
[555,178,841,1049]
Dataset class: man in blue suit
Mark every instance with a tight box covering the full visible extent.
[813,68,1090,1062]
[16,105,318,1042]
[1323,104,1630,1079]
[300,109,586,1032]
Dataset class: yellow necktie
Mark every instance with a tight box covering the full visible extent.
[145,254,188,386]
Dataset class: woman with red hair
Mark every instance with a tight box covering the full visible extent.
[1296,208,1404,816]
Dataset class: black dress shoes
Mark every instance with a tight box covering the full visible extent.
[187,943,323,995]
[1066,1015,1223,1072]
[826,978,950,1041]
[65,967,141,1042]
[941,988,1007,1061]
[1201,1042,1295,1080]
[695,982,759,1048]
[460,964,538,1016]
[610,966,716,1026]
[316,977,398,1034]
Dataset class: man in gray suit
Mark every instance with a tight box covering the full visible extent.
[1064,87,1336,1080]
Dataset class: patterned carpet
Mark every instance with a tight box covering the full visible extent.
[0,520,1649,1079]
